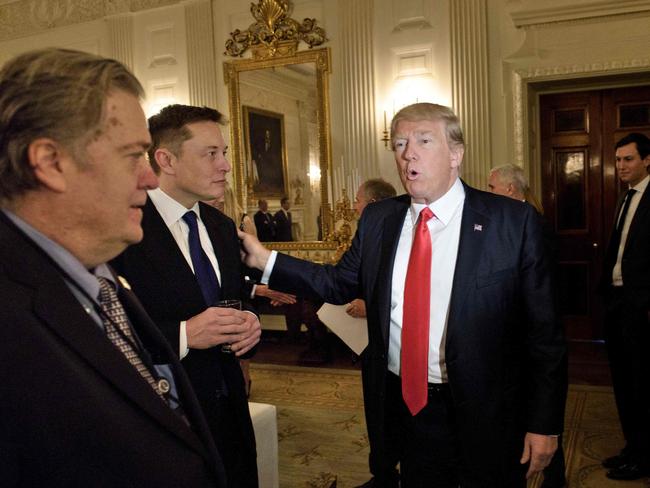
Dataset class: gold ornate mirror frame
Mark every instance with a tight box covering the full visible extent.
[223,0,353,260]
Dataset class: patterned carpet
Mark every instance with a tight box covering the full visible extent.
[248,363,644,488]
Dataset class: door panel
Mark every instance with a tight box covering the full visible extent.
[540,86,650,341]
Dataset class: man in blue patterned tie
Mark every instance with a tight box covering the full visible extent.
[112,104,261,488]
[0,48,225,487]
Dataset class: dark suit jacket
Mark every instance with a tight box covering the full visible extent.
[254,210,275,242]
[0,212,225,487]
[111,198,257,485]
[602,184,650,307]
[268,183,567,484]
[273,209,292,241]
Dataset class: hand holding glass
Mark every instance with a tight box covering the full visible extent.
[215,299,242,353]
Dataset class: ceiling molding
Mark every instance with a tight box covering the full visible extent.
[510,0,650,29]
[0,0,181,42]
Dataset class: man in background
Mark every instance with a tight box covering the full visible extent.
[0,48,224,486]
[599,132,650,481]
[488,163,567,488]
[111,104,261,487]
[347,178,399,488]
[347,178,398,320]
[274,196,293,241]
[254,198,275,241]
[240,103,566,487]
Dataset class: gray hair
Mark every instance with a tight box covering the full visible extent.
[390,102,465,151]
[0,48,143,204]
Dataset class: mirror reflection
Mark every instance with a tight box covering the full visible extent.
[239,62,321,241]
[224,47,331,246]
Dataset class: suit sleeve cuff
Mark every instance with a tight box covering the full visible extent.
[260,250,278,284]
[179,321,189,359]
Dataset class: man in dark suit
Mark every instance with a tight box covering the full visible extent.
[254,199,276,241]
[599,132,650,481]
[273,196,293,241]
[0,48,225,487]
[111,104,261,488]
[240,103,567,487]
[488,164,567,488]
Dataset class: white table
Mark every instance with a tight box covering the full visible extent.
[248,402,279,488]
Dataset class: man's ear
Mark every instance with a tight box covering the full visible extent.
[154,148,176,175]
[27,138,67,192]
[450,146,464,169]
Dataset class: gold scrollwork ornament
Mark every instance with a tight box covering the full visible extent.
[224,0,327,59]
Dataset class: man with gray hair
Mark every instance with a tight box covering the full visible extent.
[488,164,544,214]
[240,102,566,487]
[0,48,225,486]
[487,164,566,488]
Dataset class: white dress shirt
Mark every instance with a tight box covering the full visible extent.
[262,178,465,383]
[148,188,223,358]
[387,178,465,383]
[612,175,649,286]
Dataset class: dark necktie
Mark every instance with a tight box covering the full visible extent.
[182,211,221,306]
[616,189,636,234]
[97,277,168,400]
[401,207,434,416]
[611,189,636,253]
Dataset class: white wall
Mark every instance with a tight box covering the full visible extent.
[2,0,650,197]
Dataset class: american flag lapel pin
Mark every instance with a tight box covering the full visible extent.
[473,224,482,232]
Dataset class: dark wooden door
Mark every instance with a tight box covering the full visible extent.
[540,86,650,341]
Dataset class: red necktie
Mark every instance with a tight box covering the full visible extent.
[401,207,434,415]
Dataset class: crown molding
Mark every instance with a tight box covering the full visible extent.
[510,0,650,29]
[0,0,181,42]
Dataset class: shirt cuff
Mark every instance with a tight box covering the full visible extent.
[250,283,257,299]
[179,321,189,359]
[260,250,278,284]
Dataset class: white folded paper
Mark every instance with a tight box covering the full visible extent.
[317,303,369,355]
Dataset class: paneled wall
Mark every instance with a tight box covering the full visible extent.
[1,0,650,197]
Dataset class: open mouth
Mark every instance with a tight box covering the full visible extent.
[406,168,420,180]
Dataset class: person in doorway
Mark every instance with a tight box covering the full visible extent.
[599,132,650,481]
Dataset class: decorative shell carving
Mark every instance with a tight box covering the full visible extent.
[225,0,327,59]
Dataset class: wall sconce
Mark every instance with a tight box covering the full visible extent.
[381,111,391,149]
[307,163,321,193]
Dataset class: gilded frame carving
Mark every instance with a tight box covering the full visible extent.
[223,47,332,239]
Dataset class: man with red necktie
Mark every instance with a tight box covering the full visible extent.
[240,103,566,487]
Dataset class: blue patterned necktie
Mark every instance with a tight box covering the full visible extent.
[182,211,221,306]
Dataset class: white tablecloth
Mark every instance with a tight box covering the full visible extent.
[248,402,279,488]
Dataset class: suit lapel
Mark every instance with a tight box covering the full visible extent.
[624,185,650,250]
[446,185,490,344]
[141,199,206,309]
[376,196,410,351]
[117,286,219,464]
[0,216,211,461]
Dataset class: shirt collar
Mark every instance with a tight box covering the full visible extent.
[630,174,649,194]
[148,188,201,227]
[2,209,115,302]
[409,177,465,226]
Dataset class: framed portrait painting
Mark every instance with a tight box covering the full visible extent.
[243,106,288,198]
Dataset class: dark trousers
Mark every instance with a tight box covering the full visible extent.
[604,286,650,465]
[385,373,527,488]
[208,395,258,488]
